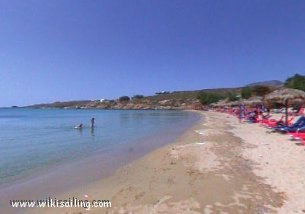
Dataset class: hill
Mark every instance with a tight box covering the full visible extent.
[25,83,283,110]
[246,80,283,87]
[25,87,243,110]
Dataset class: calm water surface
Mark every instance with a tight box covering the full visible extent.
[0,108,200,187]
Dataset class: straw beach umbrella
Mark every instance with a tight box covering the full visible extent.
[228,100,242,106]
[244,96,263,106]
[264,88,305,125]
[264,88,305,102]
[211,99,228,107]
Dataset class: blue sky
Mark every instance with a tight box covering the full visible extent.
[1,0,305,106]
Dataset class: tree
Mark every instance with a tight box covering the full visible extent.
[198,91,225,105]
[118,96,130,102]
[252,85,271,96]
[132,95,144,100]
[285,73,305,91]
[227,92,239,101]
[241,87,252,99]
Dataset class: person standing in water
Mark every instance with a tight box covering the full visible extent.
[90,117,95,128]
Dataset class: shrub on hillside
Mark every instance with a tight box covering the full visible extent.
[285,73,305,91]
[198,91,225,105]
[227,92,239,101]
[241,87,252,99]
[118,96,130,102]
[252,85,272,96]
[132,95,145,100]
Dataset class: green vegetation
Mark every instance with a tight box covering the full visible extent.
[28,78,290,109]
[132,95,145,100]
[252,85,272,96]
[198,91,225,105]
[241,85,273,98]
[241,87,252,99]
[118,96,130,102]
[285,73,305,91]
[227,92,239,101]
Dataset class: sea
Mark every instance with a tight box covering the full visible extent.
[0,108,201,191]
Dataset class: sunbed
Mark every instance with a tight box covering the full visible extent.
[261,115,284,127]
[290,127,305,140]
[273,116,305,133]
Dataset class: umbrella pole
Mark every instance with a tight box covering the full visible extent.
[285,99,288,126]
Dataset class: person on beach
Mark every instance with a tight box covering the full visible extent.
[90,117,95,128]
[238,105,245,123]
[248,110,258,123]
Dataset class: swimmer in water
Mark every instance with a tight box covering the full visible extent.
[75,123,83,129]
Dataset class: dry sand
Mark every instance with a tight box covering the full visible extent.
[22,111,305,213]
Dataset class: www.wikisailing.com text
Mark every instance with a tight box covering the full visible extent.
[10,197,111,211]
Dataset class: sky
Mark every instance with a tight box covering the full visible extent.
[0,0,305,106]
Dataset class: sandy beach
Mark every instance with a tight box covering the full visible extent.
[19,111,305,213]
[3,2,305,213]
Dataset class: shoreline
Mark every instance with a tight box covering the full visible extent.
[0,110,202,214]
[34,111,294,213]
[5,111,305,213]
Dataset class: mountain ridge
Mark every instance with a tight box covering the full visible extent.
[246,80,283,87]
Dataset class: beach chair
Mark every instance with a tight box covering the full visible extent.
[289,107,304,116]
[292,134,305,141]
[297,107,304,116]
[269,116,295,129]
[274,116,305,134]
[290,127,305,140]
[261,115,284,128]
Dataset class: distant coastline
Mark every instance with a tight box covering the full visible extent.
[25,91,203,110]
[23,81,284,110]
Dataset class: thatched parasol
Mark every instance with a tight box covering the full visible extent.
[265,88,305,102]
[244,96,263,105]
[211,99,228,107]
[228,100,243,106]
[264,88,305,125]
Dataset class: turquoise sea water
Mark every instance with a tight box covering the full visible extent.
[0,108,200,187]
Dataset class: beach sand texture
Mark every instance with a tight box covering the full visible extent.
[25,111,304,213]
